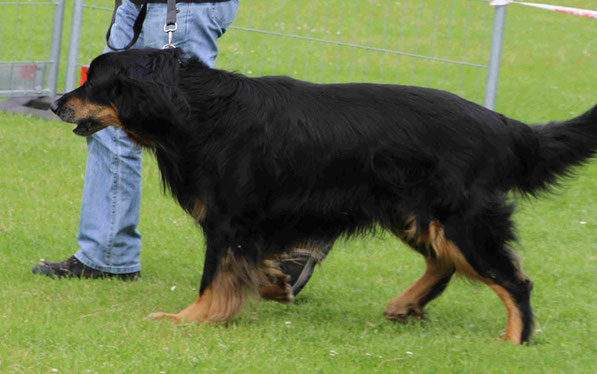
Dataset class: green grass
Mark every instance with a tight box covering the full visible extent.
[1,0,597,373]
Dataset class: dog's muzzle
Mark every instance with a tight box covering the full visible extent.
[51,97,107,136]
[49,99,60,115]
[51,98,76,124]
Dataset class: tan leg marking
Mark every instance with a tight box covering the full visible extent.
[388,218,478,323]
[258,243,326,303]
[393,218,525,344]
[191,199,207,223]
[148,250,260,323]
[147,289,214,323]
[395,217,478,278]
[485,282,523,345]
[258,259,294,304]
[147,270,249,323]
[384,259,445,322]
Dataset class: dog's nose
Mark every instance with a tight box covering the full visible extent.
[50,100,60,114]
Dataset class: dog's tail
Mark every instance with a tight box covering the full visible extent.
[508,103,597,195]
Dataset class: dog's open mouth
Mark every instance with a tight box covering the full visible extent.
[73,119,108,136]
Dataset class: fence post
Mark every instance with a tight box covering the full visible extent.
[64,0,86,93]
[483,4,507,111]
[46,0,66,97]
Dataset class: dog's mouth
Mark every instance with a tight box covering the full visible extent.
[54,105,77,124]
[73,118,108,136]
[51,98,110,136]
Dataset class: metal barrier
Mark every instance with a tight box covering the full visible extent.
[62,0,504,109]
[64,0,113,94]
[0,0,65,98]
[221,0,505,109]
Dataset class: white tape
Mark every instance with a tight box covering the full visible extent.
[490,0,597,19]
[490,0,510,6]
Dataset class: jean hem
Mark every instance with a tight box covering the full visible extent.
[75,251,141,274]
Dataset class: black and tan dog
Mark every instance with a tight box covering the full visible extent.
[52,48,597,345]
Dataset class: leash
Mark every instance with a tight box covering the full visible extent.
[163,0,178,49]
[106,0,178,51]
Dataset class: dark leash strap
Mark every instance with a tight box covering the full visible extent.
[106,0,178,51]
[106,0,147,51]
[108,0,122,31]
[162,0,178,49]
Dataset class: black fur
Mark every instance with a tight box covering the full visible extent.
[54,48,597,343]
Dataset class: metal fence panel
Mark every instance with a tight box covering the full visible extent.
[65,0,499,106]
[221,0,496,105]
[0,0,65,98]
[483,4,506,110]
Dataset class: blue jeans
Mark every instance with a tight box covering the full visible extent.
[75,0,238,273]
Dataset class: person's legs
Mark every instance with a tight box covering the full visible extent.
[141,0,238,64]
[33,1,144,277]
[74,127,143,274]
[32,0,239,278]
[76,0,240,272]
[34,0,325,294]
[74,0,147,274]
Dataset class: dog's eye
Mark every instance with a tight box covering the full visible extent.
[87,80,94,87]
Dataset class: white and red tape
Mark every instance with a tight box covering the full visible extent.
[490,0,597,19]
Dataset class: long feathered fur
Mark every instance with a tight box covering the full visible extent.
[54,48,597,344]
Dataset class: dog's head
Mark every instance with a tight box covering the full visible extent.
[52,48,185,145]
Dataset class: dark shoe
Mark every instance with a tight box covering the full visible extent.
[32,256,140,280]
[279,241,333,296]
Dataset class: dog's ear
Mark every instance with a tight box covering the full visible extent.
[107,76,135,120]
[108,75,158,123]
[109,51,188,134]
[116,49,185,116]
[124,48,183,85]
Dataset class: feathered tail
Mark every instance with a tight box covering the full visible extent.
[508,104,597,195]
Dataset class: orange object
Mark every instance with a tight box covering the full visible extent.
[80,65,89,86]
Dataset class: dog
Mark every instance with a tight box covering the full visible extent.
[51,48,597,345]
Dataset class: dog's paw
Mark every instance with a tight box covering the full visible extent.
[259,280,294,304]
[145,312,183,323]
[383,304,425,323]
[259,260,295,304]
[491,334,522,345]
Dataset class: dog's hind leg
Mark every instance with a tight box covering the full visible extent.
[385,220,455,322]
[482,275,533,345]
[441,205,534,345]
[388,211,533,345]
[384,257,454,322]
[451,244,533,344]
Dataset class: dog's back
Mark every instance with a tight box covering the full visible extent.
[190,72,596,233]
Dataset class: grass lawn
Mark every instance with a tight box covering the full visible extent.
[1,0,596,373]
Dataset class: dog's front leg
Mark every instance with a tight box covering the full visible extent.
[148,234,260,323]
